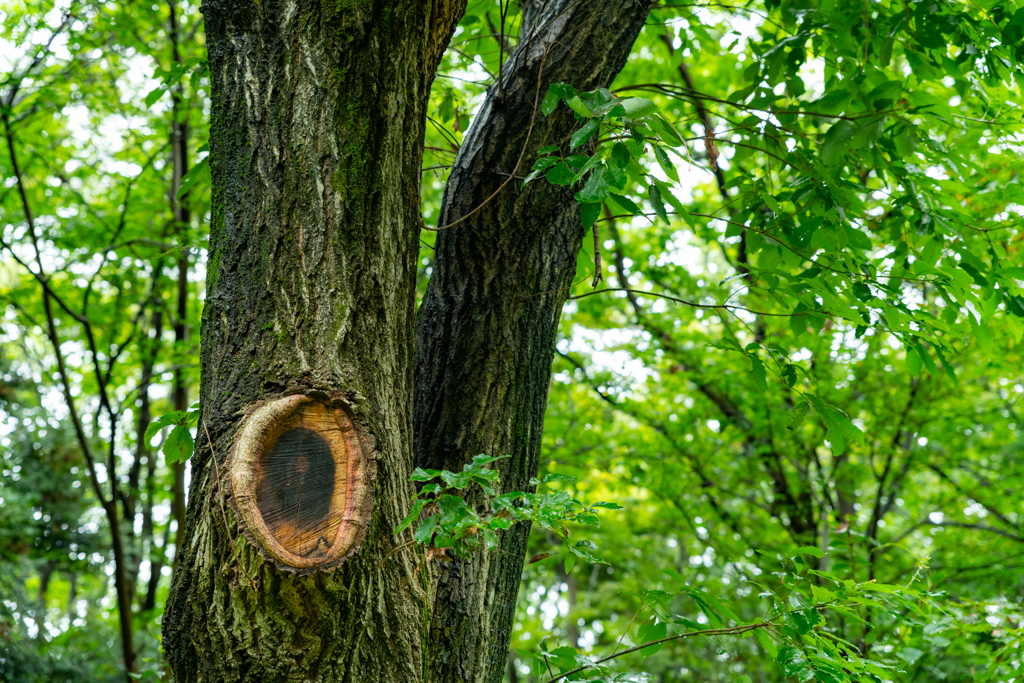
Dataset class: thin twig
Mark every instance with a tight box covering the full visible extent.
[612,598,646,656]
[204,419,234,541]
[375,540,418,569]
[569,288,817,318]
[542,620,774,683]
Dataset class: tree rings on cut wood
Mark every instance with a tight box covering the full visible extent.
[227,394,374,573]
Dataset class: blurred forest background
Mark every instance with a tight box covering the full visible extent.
[1,0,1023,681]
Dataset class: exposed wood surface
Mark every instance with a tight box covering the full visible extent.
[228,394,374,572]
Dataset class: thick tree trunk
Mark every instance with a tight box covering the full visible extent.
[165,0,651,679]
[163,1,462,681]
[414,1,650,681]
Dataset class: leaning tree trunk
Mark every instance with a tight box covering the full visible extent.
[414,1,651,681]
[164,0,652,680]
[162,0,462,681]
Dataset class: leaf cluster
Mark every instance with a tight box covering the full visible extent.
[399,454,623,564]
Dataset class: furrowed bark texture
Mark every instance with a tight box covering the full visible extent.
[413,1,652,680]
[163,1,462,681]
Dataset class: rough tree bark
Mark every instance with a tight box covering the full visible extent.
[414,1,650,680]
[163,0,462,680]
[164,0,649,680]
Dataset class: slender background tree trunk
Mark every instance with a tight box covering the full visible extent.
[168,0,191,575]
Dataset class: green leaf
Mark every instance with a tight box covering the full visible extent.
[163,425,194,465]
[917,342,938,375]
[619,97,658,119]
[784,609,810,635]
[819,116,885,165]
[1000,267,1024,280]
[397,499,427,535]
[410,468,443,481]
[788,402,810,431]
[609,141,631,169]
[637,619,667,657]
[810,88,851,115]
[145,411,187,441]
[566,95,590,118]
[570,119,601,150]
[895,125,918,157]
[469,454,508,467]
[569,153,603,184]
[581,203,600,229]
[754,629,777,658]
[777,646,809,678]
[575,165,611,203]
[414,515,439,544]
[440,469,470,489]
[820,121,857,166]
[548,82,578,101]
[649,184,669,223]
[591,501,624,510]
[546,162,575,185]
[541,88,561,116]
[522,156,559,186]
[1007,295,1024,318]
[792,545,824,559]
[808,395,863,455]
[472,477,496,496]
[608,193,641,216]
[749,356,767,392]
[673,616,706,631]
[867,81,901,108]
[439,92,455,122]
[649,115,683,146]
[971,316,992,351]
[897,647,925,665]
[653,145,679,182]
[906,345,923,376]
[143,86,167,107]
[177,156,209,199]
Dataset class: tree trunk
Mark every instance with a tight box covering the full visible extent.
[164,0,649,680]
[163,1,462,681]
[139,308,165,612]
[168,0,190,576]
[127,307,161,607]
[414,1,650,680]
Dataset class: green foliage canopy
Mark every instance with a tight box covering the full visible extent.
[2,0,1023,680]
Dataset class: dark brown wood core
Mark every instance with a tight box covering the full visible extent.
[257,426,337,557]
